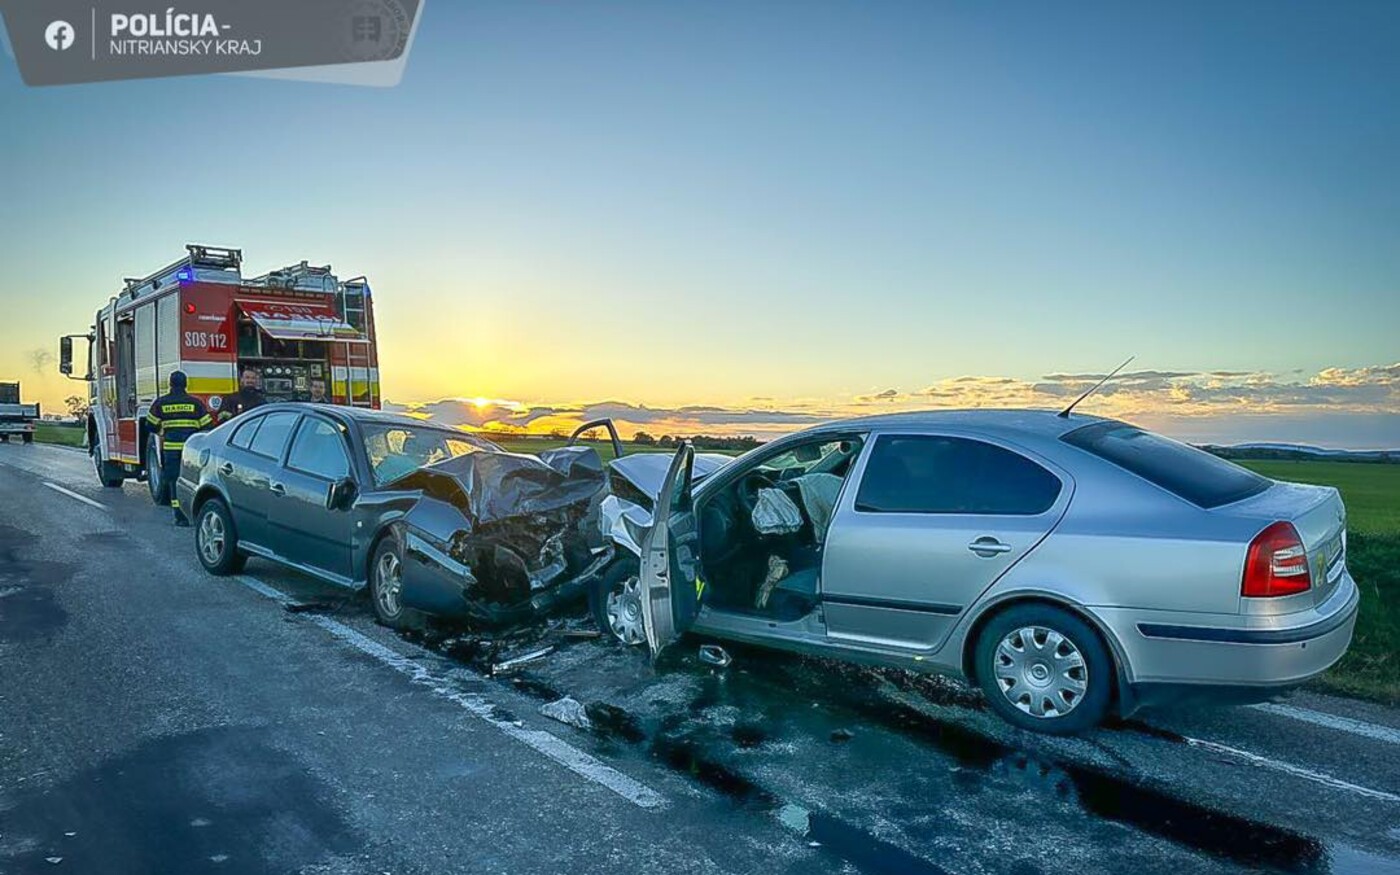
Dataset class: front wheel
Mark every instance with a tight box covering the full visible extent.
[92,446,124,488]
[974,604,1112,735]
[195,498,246,576]
[589,558,645,646]
[369,533,426,631]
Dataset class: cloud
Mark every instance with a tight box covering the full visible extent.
[387,362,1400,447]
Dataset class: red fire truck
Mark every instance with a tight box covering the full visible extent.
[61,244,381,496]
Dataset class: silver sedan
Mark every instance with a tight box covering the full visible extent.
[601,410,1357,734]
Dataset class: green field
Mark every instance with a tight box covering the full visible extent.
[33,422,84,447]
[1238,460,1399,704]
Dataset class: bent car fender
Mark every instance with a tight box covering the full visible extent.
[396,497,478,617]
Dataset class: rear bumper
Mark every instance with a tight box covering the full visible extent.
[1098,571,1359,692]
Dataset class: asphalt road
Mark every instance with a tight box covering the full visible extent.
[1,441,1398,875]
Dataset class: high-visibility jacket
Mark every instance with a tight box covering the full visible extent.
[145,392,213,453]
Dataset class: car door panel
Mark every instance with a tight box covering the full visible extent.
[820,432,1074,652]
[638,443,698,657]
[270,415,356,581]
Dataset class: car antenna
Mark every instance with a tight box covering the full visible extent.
[1057,355,1135,418]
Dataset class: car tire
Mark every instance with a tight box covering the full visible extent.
[974,603,1112,735]
[369,532,426,631]
[589,558,646,646]
[146,436,165,505]
[195,498,247,576]
[92,446,124,488]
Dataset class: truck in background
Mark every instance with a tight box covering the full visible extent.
[0,383,39,444]
[59,244,381,500]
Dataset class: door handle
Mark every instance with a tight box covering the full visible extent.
[967,537,1012,557]
[218,463,234,476]
[269,482,286,497]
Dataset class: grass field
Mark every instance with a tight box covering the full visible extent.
[33,422,84,447]
[1239,460,1399,704]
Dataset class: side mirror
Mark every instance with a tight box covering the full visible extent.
[59,335,93,381]
[327,477,358,510]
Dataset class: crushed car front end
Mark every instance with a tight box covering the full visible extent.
[390,446,615,625]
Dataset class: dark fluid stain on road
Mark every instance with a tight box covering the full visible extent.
[0,523,70,642]
[726,651,1330,874]
[650,734,952,875]
[0,726,359,875]
[415,622,1336,874]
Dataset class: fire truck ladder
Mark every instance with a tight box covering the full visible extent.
[345,343,375,407]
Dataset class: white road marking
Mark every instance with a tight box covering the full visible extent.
[1182,735,1400,803]
[1247,702,1400,746]
[232,576,666,810]
[42,482,108,511]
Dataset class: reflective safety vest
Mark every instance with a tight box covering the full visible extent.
[145,392,212,453]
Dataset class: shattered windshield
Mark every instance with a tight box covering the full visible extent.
[361,423,501,487]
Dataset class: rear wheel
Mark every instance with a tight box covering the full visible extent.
[92,445,124,488]
[146,437,164,504]
[974,604,1112,734]
[195,498,246,575]
[589,558,645,646]
[369,533,426,631]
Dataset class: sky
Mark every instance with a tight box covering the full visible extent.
[2,1,1397,447]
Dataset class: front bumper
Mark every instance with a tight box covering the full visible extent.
[1097,570,1360,692]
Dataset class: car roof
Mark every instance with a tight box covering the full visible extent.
[247,403,470,433]
[796,408,1115,439]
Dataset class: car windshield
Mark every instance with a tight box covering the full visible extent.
[360,422,500,487]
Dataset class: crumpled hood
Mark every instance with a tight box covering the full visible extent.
[391,445,606,528]
[608,452,734,499]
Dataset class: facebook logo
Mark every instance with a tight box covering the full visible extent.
[45,20,75,51]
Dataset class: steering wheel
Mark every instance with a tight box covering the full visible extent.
[738,472,776,517]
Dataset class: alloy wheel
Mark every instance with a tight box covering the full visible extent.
[605,574,645,645]
[198,511,225,565]
[993,625,1088,719]
[375,550,403,619]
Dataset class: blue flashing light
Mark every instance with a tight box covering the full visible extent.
[176,268,194,282]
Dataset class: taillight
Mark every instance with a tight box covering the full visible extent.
[1242,521,1311,597]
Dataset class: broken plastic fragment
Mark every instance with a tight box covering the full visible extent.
[698,643,732,668]
[539,696,593,730]
[491,645,553,675]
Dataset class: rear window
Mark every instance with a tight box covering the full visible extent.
[1062,421,1269,508]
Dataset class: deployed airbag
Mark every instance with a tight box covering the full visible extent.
[752,487,803,535]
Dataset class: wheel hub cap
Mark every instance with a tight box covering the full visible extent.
[605,576,645,645]
[993,625,1088,719]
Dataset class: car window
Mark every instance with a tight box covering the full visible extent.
[1062,421,1269,508]
[757,439,854,477]
[229,416,262,450]
[247,412,300,461]
[286,417,351,481]
[360,423,499,486]
[855,435,1062,515]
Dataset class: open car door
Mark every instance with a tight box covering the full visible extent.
[638,442,700,658]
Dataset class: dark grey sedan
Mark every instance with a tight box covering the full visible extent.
[174,404,614,628]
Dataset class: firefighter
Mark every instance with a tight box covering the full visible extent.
[146,370,212,527]
[218,367,267,422]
